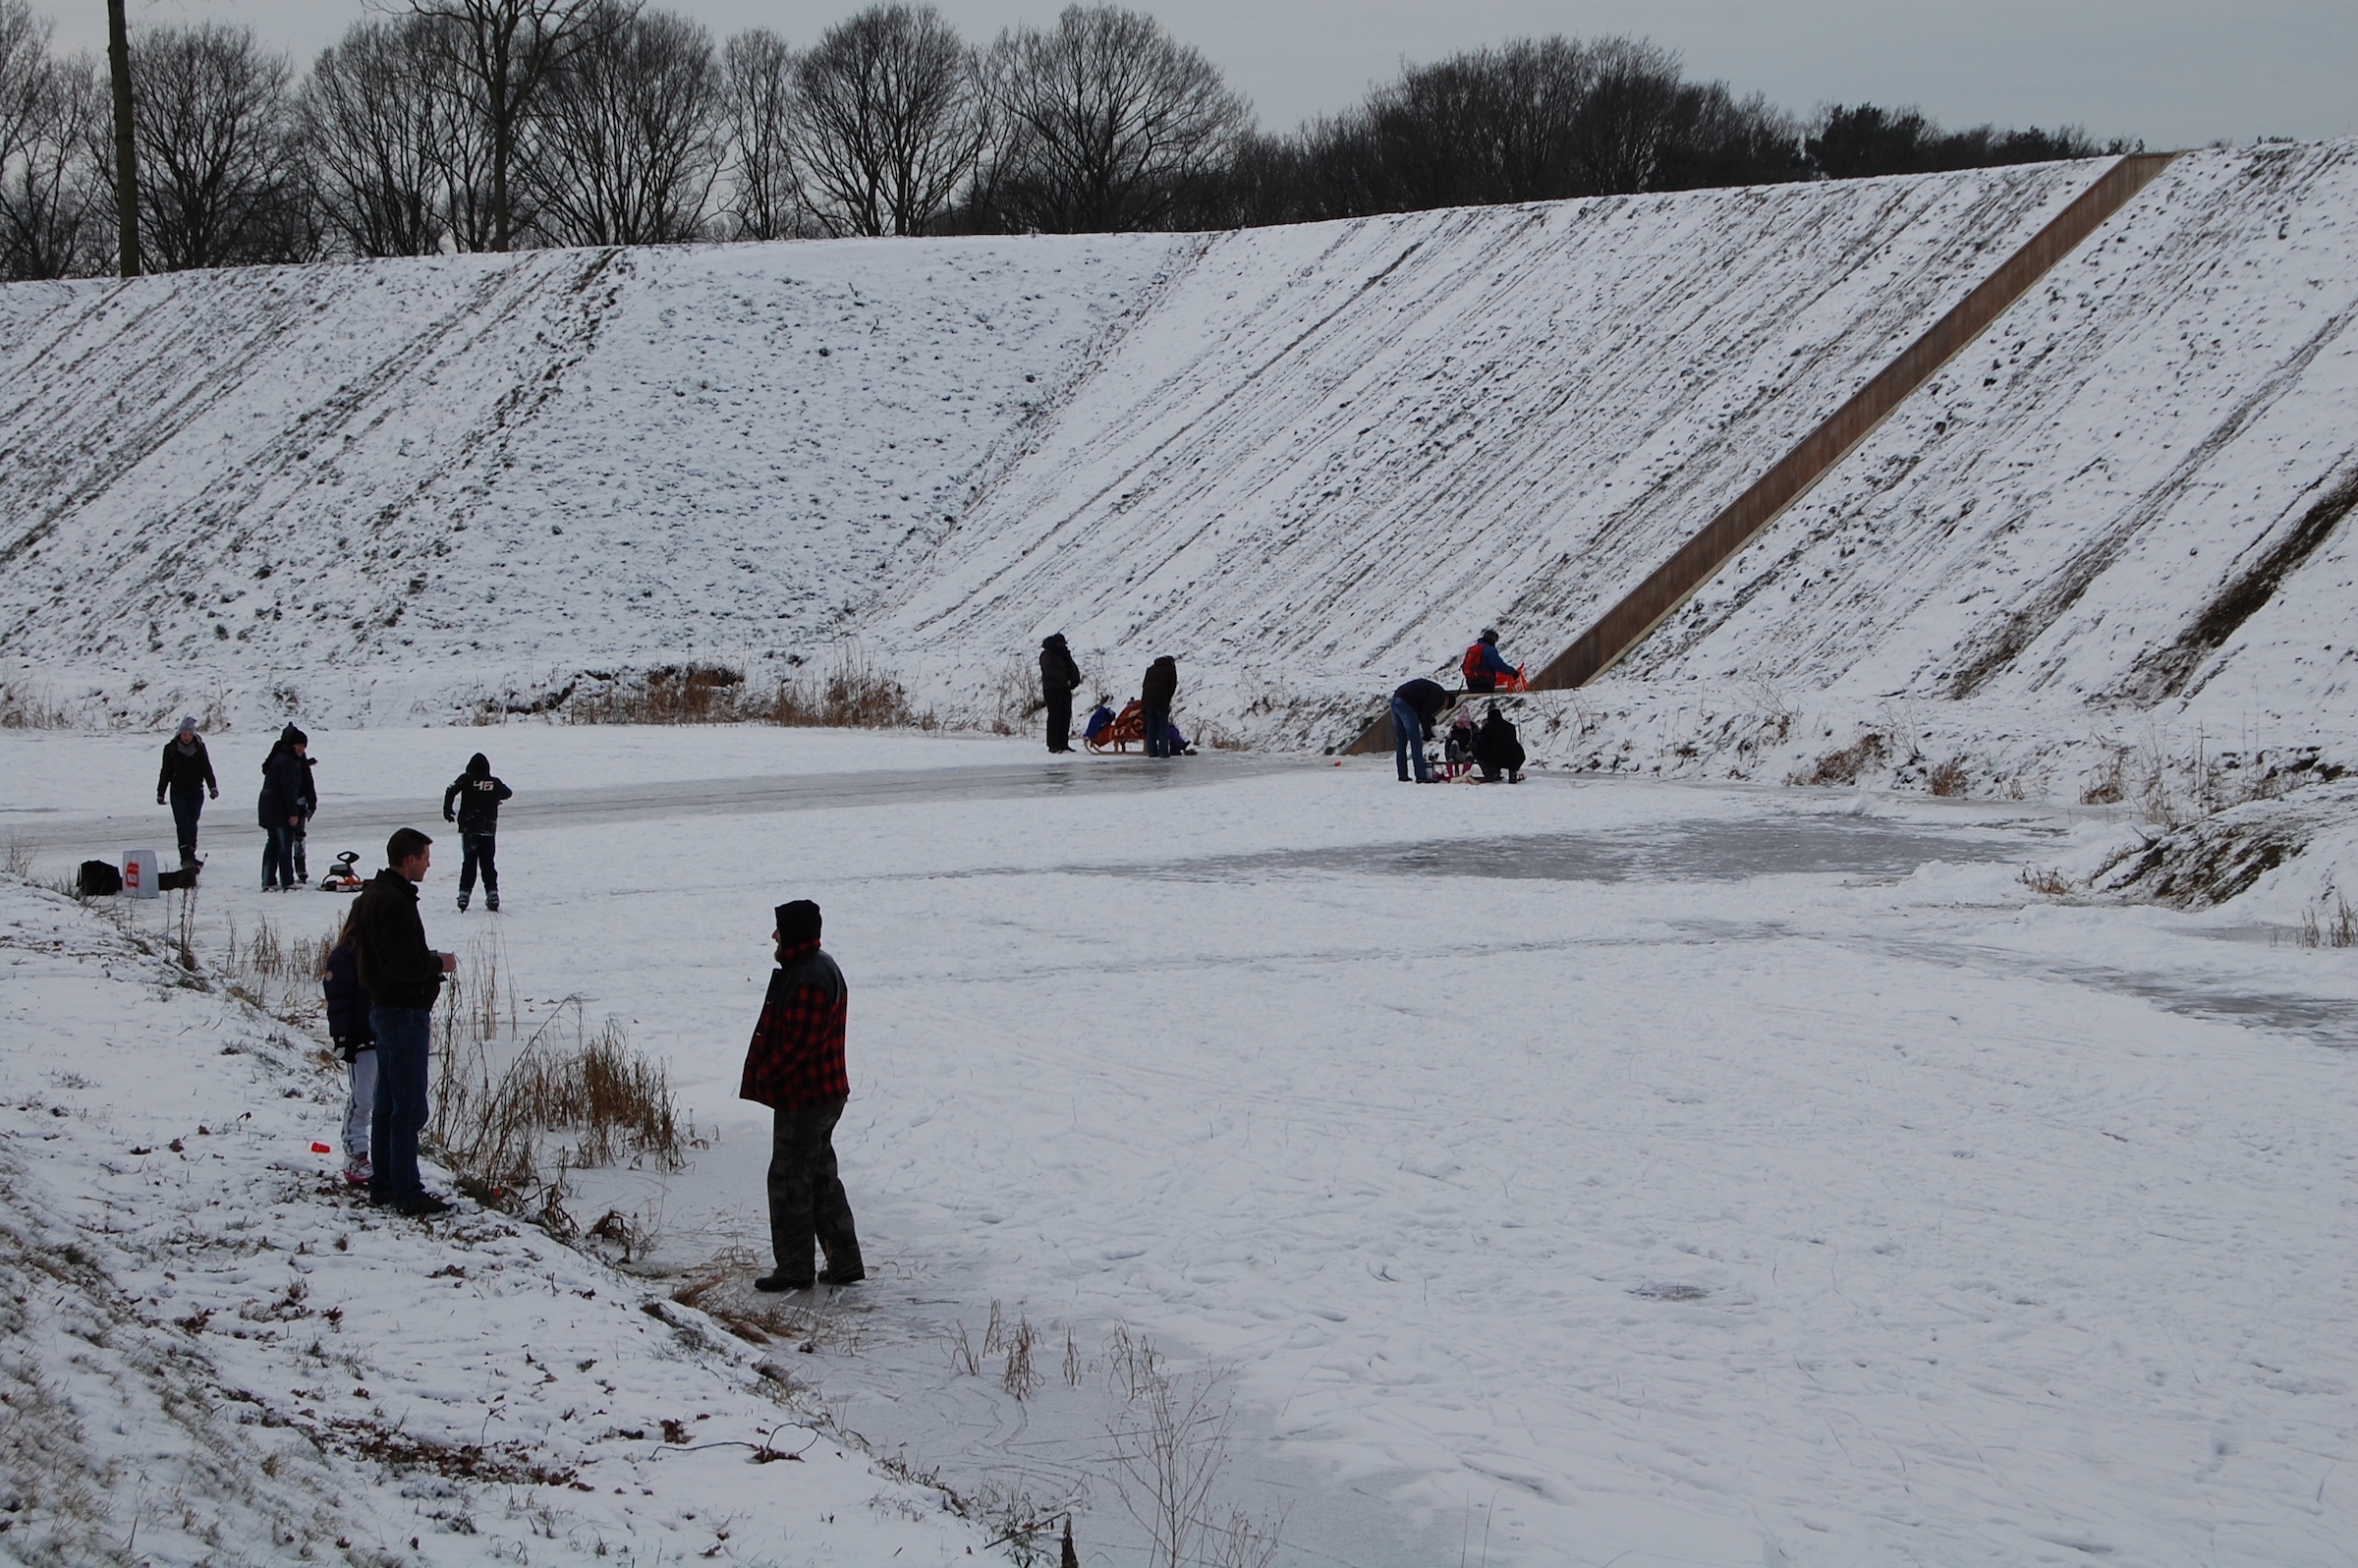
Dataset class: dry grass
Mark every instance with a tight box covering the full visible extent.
[1927,756,1971,797]
[2,835,33,878]
[2019,867,2073,898]
[428,967,697,1214]
[1793,731,1887,787]
[2294,892,2357,949]
[0,680,73,729]
[668,1250,862,1354]
[563,646,933,730]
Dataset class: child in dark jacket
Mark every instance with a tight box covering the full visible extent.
[442,753,514,911]
[321,907,375,1185]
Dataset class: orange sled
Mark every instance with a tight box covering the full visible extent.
[1086,700,1149,753]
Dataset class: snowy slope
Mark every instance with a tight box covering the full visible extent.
[0,234,1186,725]
[877,164,2093,711]
[1565,140,2358,796]
[4,144,2353,807]
[0,875,985,1565]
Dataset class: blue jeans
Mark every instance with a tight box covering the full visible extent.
[260,823,301,887]
[460,831,498,895]
[367,1008,432,1205]
[1391,697,1432,781]
[169,788,204,862]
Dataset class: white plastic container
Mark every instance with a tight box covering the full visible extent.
[122,849,160,899]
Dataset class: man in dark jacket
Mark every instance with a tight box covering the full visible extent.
[1039,635,1083,755]
[1391,678,1449,783]
[1141,655,1179,759]
[442,753,515,912]
[1474,700,1526,783]
[740,899,865,1292]
[155,716,219,866]
[354,828,454,1216]
[256,726,311,890]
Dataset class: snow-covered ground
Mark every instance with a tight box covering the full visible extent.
[9,726,2356,1565]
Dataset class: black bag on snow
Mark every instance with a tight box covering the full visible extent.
[78,860,123,896]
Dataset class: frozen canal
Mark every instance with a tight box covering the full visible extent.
[10,725,2355,1566]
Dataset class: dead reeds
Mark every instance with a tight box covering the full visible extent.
[563,646,932,730]
[428,956,696,1214]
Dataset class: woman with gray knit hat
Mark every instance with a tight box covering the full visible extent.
[739,899,866,1292]
[155,716,219,867]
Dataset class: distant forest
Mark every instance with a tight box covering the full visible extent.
[0,0,2143,278]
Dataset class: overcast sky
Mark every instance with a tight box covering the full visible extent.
[45,1,2358,149]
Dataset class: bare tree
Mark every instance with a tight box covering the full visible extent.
[527,2,721,246]
[130,24,308,270]
[2,2,100,277]
[395,0,635,251]
[978,3,1246,234]
[786,3,980,239]
[718,28,802,239]
[302,18,457,256]
[1,50,103,278]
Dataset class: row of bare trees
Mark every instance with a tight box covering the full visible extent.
[0,0,2132,280]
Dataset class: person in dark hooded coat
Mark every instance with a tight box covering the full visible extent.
[1039,634,1083,754]
[1141,655,1179,758]
[1474,700,1526,783]
[442,753,514,911]
[256,726,310,890]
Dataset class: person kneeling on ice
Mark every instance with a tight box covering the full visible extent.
[443,752,514,911]
[740,899,867,1292]
[321,903,376,1187]
[1474,700,1526,783]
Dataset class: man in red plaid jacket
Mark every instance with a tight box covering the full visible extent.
[741,899,866,1291]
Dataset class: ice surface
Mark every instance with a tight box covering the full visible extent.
[8,727,2354,1564]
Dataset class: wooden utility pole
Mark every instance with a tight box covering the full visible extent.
[105,0,139,276]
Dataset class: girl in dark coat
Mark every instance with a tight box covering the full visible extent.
[320,902,376,1184]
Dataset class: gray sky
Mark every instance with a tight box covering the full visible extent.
[46,1,2358,149]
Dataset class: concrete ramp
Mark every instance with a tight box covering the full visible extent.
[1529,154,2178,693]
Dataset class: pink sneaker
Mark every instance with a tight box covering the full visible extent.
[343,1160,372,1186]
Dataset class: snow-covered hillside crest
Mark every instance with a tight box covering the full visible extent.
[4,141,2355,814]
[0,233,1189,726]
[0,874,985,1563]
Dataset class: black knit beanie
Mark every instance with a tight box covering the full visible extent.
[774,900,821,945]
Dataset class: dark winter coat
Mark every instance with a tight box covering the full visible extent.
[157,737,217,799]
[1393,678,1450,739]
[1141,656,1178,711]
[739,941,850,1111]
[1039,637,1082,695]
[322,940,375,1054]
[443,755,514,834]
[1475,709,1526,775]
[256,744,311,829]
[351,868,443,1011]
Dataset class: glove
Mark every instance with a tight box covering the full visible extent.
[155,794,165,806]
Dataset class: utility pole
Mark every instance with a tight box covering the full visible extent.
[106,0,140,276]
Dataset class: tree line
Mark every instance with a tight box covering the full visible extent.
[0,0,2139,280]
